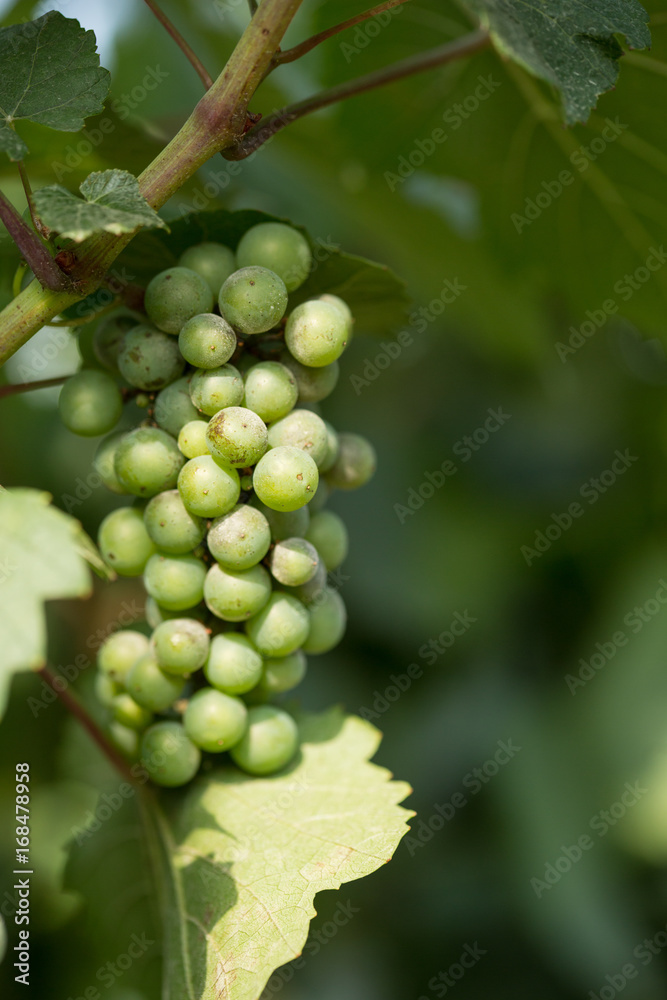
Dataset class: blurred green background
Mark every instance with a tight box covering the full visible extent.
[4,0,667,998]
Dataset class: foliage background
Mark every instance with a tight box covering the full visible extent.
[3,0,667,997]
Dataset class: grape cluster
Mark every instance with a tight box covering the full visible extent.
[59,222,376,787]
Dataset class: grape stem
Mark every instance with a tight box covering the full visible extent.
[227,28,491,158]
[142,0,213,89]
[0,189,73,292]
[38,666,136,782]
[0,3,491,364]
[17,162,51,240]
[0,375,69,398]
[272,0,414,67]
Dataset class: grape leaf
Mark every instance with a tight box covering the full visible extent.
[462,0,651,123]
[0,489,93,717]
[33,169,168,242]
[116,209,409,336]
[0,11,110,161]
[138,707,412,1000]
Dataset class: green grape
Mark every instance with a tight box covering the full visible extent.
[152,617,210,675]
[177,419,210,459]
[259,650,307,695]
[204,562,271,621]
[325,432,376,490]
[112,693,153,730]
[243,360,298,423]
[189,363,244,416]
[178,242,237,296]
[319,293,353,337]
[117,324,185,390]
[245,592,309,657]
[93,432,129,495]
[302,587,347,654]
[280,352,339,403]
[292,557,327,606]
[143,553,207,611]
[144,489,206,554]
[177,454,240,517]
[95,672,121,707]
[98,629,150,684]
[144,266,214,334]
[319,421,339,474]
[58,370,123,437]
[126,652,185,711]
[136,392,151,408]
[305,509,348,569]
[218,266,288,335]
[269,538,319,586]
[240,473,253,491]
[184,687,247,752]
[284,300,349,367]
[178,313,237,369]
[252,498,310,540]
[99,507,156,576]
[93,312,136,370]
[154,377,199,437]
[206,405,268,467]
[230,705,298,775]
[114,427,184,497]
[267,409,330,468]
[253,446,318,512]
[207,504,271,570]
[109,720,140,757]
[204,633,263,694]
[140,721,201,786]
[236,222,312,292]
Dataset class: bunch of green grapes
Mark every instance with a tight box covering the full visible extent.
[59,222,376,787]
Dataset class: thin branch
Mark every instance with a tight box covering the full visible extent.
[227,28,491,159]
[17,162,51,240]
[0,190,72,292]
[0,375,69,398]
[142,0,213,89]
[274,0,412,66]
[39,666,135,782]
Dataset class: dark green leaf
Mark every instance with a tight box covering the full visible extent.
[0,11,110,160]
[33,169,168,242]
[462,0,651,123]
